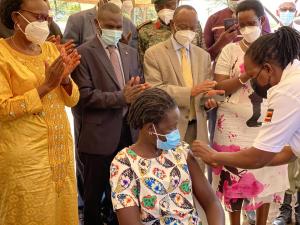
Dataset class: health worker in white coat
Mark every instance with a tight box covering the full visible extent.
[192,26,300,171]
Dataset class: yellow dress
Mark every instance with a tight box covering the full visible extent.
[0,39,79,225]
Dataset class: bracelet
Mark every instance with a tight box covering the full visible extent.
[238,74,247,85]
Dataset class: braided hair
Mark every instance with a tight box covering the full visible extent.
[245,26,300,69]
[128,88,177,130]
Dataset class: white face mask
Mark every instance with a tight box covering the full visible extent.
[240,26,261,43]
[110,0,123,9]
[157,9,175,25]
[174,30,196,46]
[17,12,49,45]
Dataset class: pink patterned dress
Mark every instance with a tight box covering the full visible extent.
[213,42,289,212]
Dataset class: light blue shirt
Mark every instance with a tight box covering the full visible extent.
[171,35,191,65]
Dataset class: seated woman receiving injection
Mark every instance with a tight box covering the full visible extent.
[109,88,225,225]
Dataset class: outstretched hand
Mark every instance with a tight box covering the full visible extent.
[204,89,225,109]
[191,80,217,97]
[191,140,219,167]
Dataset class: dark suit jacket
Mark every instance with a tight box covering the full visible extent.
[71,36,142,155]
[49,21,63,38]
[63,7,138,49]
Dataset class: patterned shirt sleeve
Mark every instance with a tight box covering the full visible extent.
[110,151,140,211]
[176,142,190,161]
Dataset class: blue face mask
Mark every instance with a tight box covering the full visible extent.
[101,28,123,46]
[280,11,295,26]
[152,124,181,151]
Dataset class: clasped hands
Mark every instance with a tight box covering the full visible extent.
[123,77,151,104]
[191,79,225,110]
[37,36,80,97]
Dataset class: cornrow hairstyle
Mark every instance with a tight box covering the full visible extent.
[0,0,23,30]
[128,88,177,130]
[236,0,265,18]
[245,26,300,69]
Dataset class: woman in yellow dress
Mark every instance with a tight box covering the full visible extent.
[0,0,81,224]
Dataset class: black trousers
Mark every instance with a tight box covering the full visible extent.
[80,120,132,225]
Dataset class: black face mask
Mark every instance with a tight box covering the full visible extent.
[250,67,272,99]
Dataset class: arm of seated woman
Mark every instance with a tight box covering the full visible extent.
[116,206,143,225]
[110,153,143,225]
[187,151,225,225]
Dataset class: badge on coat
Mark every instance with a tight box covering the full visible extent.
[264,109,274,123]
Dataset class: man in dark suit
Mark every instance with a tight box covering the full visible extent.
[64,0,138,48]
[65,2,138,213]
[71,3,147,225]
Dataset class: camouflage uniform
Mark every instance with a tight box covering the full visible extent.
[138,19,205,60]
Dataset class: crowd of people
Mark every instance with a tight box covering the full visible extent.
[1,0,300,225]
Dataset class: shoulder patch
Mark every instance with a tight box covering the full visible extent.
[137,20,153,30]
[264,109,274,123]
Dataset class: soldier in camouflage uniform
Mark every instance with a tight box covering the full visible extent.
[137,0,204,60]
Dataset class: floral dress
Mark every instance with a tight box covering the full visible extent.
[213,42,289,212]
[110,142,201,225]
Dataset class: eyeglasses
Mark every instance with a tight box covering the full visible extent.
[250,67,264,90]
[280,8,297,13]
[19,9,52,22]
